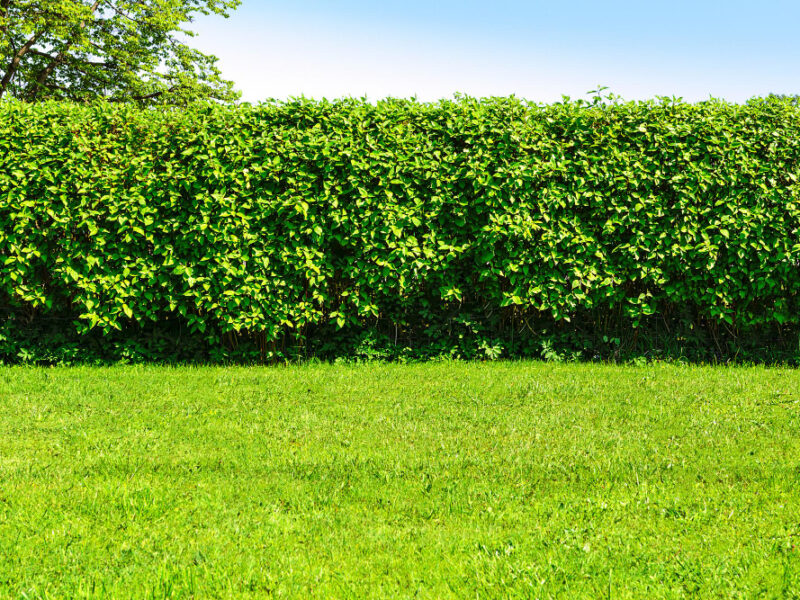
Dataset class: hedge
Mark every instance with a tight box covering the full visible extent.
[1,96,800,363]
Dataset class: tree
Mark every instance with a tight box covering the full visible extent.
[0,0,240,105]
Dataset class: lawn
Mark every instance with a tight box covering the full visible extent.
[0,363,798,599]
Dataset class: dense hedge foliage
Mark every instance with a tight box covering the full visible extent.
[2,96,800,363]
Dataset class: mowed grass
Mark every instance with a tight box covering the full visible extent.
[0,363,799,599]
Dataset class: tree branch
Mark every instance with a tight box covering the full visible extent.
[108,85,178,103]
[29,49,110,68]
[100,0,145,25]
[0,30,44,99]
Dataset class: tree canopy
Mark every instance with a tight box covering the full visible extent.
[0,0,240,105]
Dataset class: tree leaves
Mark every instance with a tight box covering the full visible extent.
[0,0,240,105]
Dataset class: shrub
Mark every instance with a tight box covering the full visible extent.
[1,95,799,363]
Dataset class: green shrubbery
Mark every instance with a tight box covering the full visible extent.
[1,95,800,363]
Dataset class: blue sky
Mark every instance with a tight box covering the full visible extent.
[191,0,800,103]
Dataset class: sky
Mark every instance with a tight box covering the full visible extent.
[190,0,800,104]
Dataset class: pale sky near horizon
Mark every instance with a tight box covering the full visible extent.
[190,0,800,104]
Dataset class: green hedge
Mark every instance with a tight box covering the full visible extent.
[1,96,800,363]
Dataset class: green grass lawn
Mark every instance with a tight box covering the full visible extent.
[1,363,799,599]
